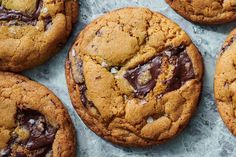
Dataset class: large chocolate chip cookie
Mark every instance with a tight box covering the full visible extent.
[215,28,236,136]
[166,0,236,24]
[0,0,78,72]
[0,72,76,157]
[66,7,203,147]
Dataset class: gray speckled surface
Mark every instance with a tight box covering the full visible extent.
[23,0,236,156]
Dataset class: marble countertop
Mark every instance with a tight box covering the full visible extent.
[24,0,236,156]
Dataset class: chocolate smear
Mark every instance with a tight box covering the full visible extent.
[0,109,57,157]
[124,45,195,97]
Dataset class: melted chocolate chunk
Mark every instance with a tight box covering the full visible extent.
[71,58,94,107]
[79,84,89,106]
[0,109,57,157]
[17,109,57,150]
[0,0,42,25]
[164,46,195,93]
[221,35,236,53]
[124,45,195,97]
[124,54,162,96]
[78,80,94,108]
[44,16,52,30]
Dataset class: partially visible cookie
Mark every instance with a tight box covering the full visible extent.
[215,28,236,135]
[0,0,78,72]
[0,72,76,157]
[66,7,203,147]
[165,0,236,24]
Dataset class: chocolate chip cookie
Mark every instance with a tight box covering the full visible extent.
[0,72,76,156]
[165,0,236,24]
[66,7,203,147]
[215,28,236,135]
[0,0,78,72]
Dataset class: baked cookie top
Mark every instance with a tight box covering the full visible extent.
[215,28,236,135]
[0,72,76,157]
[165,0,236,24]
[66,7,203,147]
[0,0,78,72]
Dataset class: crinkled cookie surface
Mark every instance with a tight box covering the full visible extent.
[215,28,236,136]
[0,0,78,72]
[0,72,76,157]
[166,0,236,24]
[66,7,203,146]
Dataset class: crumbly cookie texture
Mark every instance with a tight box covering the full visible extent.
[0,72,76,157]
[215,28,236,135]
[66,7,203,147]
[165,0,236,24]
[0,0,78,72]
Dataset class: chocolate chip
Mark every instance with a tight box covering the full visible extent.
[78,78,95,108]
[0,0,43,25]
[164,47,195,94]
[124,51,162,96]
[79,84,88,106]
[44,16,52,30]
[70,58,95,108]
[124,45,195,97]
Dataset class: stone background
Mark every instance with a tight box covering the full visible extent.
[23,0,236,156]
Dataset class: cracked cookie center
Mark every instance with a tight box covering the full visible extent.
[0,109,57,157]
[124,45,195,97]
[0,0,42,25]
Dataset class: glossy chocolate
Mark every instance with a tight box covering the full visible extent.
[79,84,89,106]
[18,109,57,150]
[0,109,57,156]
[164,46,195,93]
[70,57,94,107]
[124,45,195,97]
[0,0,42,25]
[124,53,162,96]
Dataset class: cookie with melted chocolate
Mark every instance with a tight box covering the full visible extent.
[215,28,236,136]
[0,0,78,72]
[165,0,236,24]
[66,7,203,147]
[0,72,76,157]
